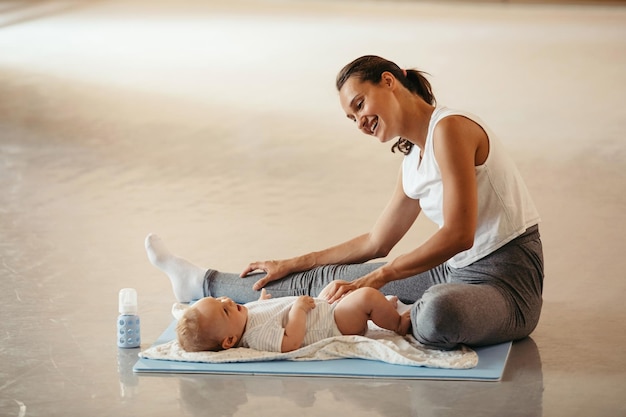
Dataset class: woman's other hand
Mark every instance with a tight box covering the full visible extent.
[319,280,360,304]
[240,260,292,291]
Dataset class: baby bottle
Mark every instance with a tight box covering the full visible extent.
[117,288,141,348]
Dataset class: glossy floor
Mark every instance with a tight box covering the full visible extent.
[1,1,625,416]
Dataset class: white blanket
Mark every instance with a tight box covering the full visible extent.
[139,303,478,370]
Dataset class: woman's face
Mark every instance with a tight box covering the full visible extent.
[339,72,399,143]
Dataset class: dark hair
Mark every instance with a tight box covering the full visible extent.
[336,55,436,155]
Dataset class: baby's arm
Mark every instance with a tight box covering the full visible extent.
[281,296,316,353]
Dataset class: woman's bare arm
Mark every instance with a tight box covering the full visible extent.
[242,168,422,290]
[322,116,484,302]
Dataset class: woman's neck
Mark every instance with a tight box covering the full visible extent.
[402,97,435,151]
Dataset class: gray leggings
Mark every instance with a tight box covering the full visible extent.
[205,225,543,349]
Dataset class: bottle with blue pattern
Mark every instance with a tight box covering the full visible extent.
[117,288,141,348]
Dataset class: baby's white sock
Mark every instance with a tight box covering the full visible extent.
[145,233,206,302]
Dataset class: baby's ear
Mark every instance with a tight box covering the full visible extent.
[221,335,238,350]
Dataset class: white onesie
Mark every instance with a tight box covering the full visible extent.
[239,297,342,352]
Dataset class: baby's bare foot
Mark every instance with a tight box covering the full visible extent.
[385,295,399,309]
[397,310,411,336]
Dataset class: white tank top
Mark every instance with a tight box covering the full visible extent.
[402,106,540,268]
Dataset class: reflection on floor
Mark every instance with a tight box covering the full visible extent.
[1,1,625,416]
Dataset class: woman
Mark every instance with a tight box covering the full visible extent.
[146,55,543,349]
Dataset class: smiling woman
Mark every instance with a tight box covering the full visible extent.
[336,55,436,155]
[146,54,544,351]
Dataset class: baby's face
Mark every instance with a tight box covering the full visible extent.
[194,297,248,344]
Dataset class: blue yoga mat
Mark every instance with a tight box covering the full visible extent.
[133,321,511,381]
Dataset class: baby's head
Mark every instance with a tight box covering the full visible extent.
[176,296,248,352]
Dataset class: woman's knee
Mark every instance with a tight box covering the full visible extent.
[411,283,529,348]
[410,285,467,349]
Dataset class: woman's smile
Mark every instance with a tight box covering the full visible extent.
[362,115,379,136]
[371,117,379,135]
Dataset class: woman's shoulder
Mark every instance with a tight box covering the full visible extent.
[433,106,479,126]
[432,107,487,136]
[433,113,481,141]
[431,108,490,163]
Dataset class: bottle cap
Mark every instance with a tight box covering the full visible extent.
[119,288,138,314]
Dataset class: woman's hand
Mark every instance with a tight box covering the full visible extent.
[320,272,387,303]
[240,260,292,291]
[319,280,360,304]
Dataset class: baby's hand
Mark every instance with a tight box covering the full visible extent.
[258,288,272,301]
[294,295,316,313]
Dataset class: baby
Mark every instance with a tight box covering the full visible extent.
[177,287,411,353]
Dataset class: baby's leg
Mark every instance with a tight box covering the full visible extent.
[145,234,206,302]
[333,288,410,336]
